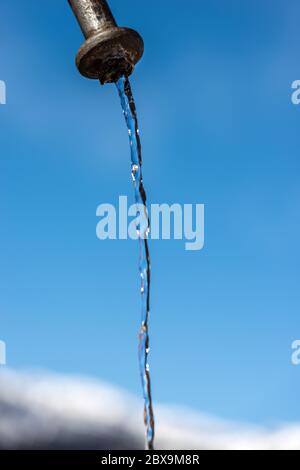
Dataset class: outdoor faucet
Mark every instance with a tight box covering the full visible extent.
[68,0,144,84]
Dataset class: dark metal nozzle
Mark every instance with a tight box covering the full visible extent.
[68,0,144,84]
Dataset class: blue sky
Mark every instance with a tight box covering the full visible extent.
[1,0,300,425]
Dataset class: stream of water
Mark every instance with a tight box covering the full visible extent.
[116,76,155,450]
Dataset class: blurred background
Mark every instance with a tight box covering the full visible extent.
[0,0,300,449]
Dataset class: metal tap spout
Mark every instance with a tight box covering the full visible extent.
[68,0,144,84]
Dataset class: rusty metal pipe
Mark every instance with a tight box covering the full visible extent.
[68,0,144,84]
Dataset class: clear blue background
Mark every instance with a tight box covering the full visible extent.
[1,0,300,425]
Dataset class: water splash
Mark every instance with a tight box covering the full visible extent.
[116,76,155,450]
